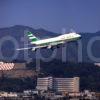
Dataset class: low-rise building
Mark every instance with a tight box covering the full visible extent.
[0,91,18,97]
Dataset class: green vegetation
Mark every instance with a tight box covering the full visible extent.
[0,77,36,92]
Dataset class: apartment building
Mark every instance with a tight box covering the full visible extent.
[36,77,79,93]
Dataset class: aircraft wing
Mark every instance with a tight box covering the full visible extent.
[16,47,33,51]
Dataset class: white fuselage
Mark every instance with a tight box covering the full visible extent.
[31,32,81,45]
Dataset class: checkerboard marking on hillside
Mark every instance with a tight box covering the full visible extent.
[0,62,14,70]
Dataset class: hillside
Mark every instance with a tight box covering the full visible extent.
[0,63,36,78]
[0,60,100,92]
[27,60,100,92]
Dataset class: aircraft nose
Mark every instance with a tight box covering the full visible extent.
[78,34,81,37]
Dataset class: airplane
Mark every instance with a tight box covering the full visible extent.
[17,31,81,51]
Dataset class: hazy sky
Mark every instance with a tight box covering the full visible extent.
[0,0,100,33]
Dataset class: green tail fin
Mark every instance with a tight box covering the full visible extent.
[27,32,39,43]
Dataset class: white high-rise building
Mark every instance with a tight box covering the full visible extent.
[36,77,79,93]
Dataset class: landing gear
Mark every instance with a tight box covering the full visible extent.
[56,44,66,49]
[47,45,52,49]
[32,48,36,51]
[51,46,55,50]
[47,45,56,51]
